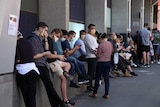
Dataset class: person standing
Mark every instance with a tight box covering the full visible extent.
[27,22,68,107]
[84,24,98,91]
[139,23,151,67]
[89,33,113,99]
[15,31,39,107]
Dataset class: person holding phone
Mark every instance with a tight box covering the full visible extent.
[72,30,87,61]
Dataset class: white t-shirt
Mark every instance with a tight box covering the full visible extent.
[16,62,40,75]
[84,33,98,58]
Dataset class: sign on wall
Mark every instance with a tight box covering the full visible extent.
[8,14,18,36]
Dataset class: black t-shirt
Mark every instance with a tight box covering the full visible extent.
[16,38,34,64]
[46,37,58,63]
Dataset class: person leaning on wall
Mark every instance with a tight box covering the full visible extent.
[15,31,39,107]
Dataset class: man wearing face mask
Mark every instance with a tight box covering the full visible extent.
[27,22,68,107]
[72,30,87,61]
[84,24,98,91]
[61,30,90,85]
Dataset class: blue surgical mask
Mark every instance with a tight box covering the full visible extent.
[60,38,66,42]
[71,37,75,41]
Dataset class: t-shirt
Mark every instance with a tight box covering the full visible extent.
[84,33,98,58]
[16,38,34,64]
[72,38,86,58]
[61,40,71,51]
[53,40,63,55]
[27,33,48,67]
[97,41,113,62]
[139,28,151,46]
[46,37,58,63]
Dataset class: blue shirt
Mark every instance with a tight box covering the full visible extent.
[61,40,71,51]
[53,40,63,55]
[72,38,86,58]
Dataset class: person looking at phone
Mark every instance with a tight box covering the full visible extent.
[72,30,87,61]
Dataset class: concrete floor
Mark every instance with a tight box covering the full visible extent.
[71,63,160,107]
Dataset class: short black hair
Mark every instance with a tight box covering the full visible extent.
[97,33,108,39]
[144,23,148,27]
[36,22,48,29]
[80,30,86,35]
[88,24,95,28]
[68,30,76,35]
[61,29,68,35]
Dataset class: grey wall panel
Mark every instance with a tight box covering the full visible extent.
[0,0,21,74]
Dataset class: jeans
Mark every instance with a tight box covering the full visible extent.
[66,56,85,76]
[16,70,39,107]
[87,58,97,87]
[93,61,111,95]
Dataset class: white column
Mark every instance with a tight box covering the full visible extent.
[127,0,132,32]
[140,0,145,29]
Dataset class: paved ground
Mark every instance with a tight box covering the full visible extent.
[71,63,160,107]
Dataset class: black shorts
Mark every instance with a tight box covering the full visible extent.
[141,45,150,52]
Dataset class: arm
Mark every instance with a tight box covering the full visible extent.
[84,35,98,53]
[44,31,49,50]
[64,45,80,57]
[46,53,65,61]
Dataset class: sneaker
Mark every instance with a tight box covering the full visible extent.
[157,61,160,64]
[60,102,70,107]
[78,80,89,85]
[130,72,138,76]
[140,64,147,68]
[146,64,150,68]
[64,100,75,106]
[131,63,137,68]
[69,82,80,88]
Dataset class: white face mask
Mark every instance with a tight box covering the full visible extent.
[54,36,59,42]
[60,38,66,42]
[81,35,85,40]
[90,29,96,35]
[71,37,75,41]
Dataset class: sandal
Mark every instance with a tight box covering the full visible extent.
[63,71,74,80]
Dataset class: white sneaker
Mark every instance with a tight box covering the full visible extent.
[131,63,137,67]
[157,61,160,64]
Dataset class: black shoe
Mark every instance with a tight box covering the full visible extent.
[130,72,138,76]
[64,100,75,106]
[69,82,80,88]
[87,86,94,91]
[60,103,69,107]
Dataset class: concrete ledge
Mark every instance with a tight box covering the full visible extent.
[0,73,13,107]
[12,61,88,107]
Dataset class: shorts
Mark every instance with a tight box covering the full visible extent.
[141,45,150,52]
[49,60,63,77]
[156,45,160,55]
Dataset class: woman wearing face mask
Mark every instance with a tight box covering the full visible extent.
[84,24,99,91]
[89,33,113,99]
